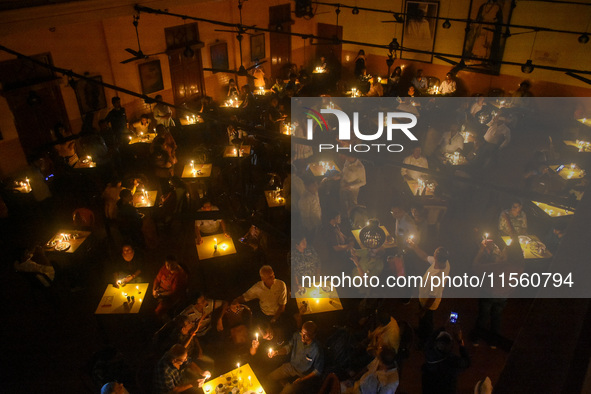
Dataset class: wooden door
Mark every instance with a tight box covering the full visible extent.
[269,4,292,80]
[316,23,343,80]
[165,23,206,105]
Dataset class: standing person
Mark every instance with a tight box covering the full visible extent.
[340,156,366,214]
[105,97,128,144]
[153,256,188,320]
[407,239,451,343]
[267,321,324,394]
[353,50,366,78]
[422,329,470,394]
[471,238,524,348]
[116,188,144,248]
[153,94,176,128]
[231,265,287,339]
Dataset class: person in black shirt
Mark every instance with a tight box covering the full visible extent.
[105,97,127,144]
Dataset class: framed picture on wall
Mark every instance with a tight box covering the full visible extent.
[210,42,229,70]
[402,0,439,63]
[138,60,164,95]
[74,75,107,115]
[250,34,265,62]
[462,0,514,75]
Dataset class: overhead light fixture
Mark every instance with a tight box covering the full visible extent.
[579,34,589,44]
[389,38,400,51]
[442,19,451,29]
[521,59,534,74]
[352,7,360,15]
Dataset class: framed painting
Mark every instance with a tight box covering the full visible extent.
[402,0,439,63]
[462,0,514,75]
[210,42,229,70]
[250,34,265,62]
[138,60,164,95]
[75,75,107,115]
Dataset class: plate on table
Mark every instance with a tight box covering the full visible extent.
[321,286,332,293]
[45,240,57,249]
[54,242,71,252]
[518,236,531,244]
[296,288,306,297]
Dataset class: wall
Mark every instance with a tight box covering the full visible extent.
[0,0,590,177]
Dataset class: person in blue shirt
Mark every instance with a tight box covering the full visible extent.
[266,321,324,393]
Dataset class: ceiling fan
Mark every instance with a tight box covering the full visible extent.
[203,0,266,78]
[121,14,167,64]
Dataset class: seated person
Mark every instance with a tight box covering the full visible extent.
[366,76,384,97]
[14,246,55,287]
[498,201,527,236]
[339,346,399,394]
[422,329,469,394]
[401,146,429,180]
[153,256,188,320]
[194,200,230,245]
[239,223,268,253]
[163,315,204,361]
[411,69,428,94]
[267,321,324,394]
[231,265,287,336]
[180,292,227,338]
[153,344,210,394]
[439,123,464,155]
[366,310,400,355]
[390,206,419,245]
[112,244,143,287]
[544,222,567,255]
[132,114,154,135]
[227,78,240,98]
[222,302,253,346]
[439,72,457,95]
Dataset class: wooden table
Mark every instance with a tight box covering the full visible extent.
[576,118,591,127]
[351,226,395,249]
[308,160,340,177]
[531,201,575,217]
[182,163,213,179]
[264,190,285,207]
[224,145,251,158]
[45,229,91,254]
[180,116,203,126]
[133,190,157,208]
[203,363,265,394]
[406,179,437,197]
[295,287,343,315]
[563,140,591,152]
[501,235,553,260]
[550,164,586,180]
[196,234,237,260]
[128,133,156,144]
[95,283,149,314]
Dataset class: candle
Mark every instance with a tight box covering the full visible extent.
[268,348,273,356]
[139,298,143,302]
[190,160,194,169]
[25,178,31,190]
[237,362,240,369]
[483,233,489,240]
[408,235,414,240]
[248,376,252,386]
[136,285,139,290]
[506,238,513,246]
[256,333,259,340]
[258,388,263,393]
[204,385,211,393]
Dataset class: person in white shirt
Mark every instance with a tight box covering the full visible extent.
[401,146,429,180]
[439,123,464,154]
[439,72,457,95]
[483,115,511,150]
[194,201,230,245]
[232,265,287,338]
[408,239,451,343]
[153,94,175,128]
[340,156,366,213]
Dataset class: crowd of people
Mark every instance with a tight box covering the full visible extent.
[2,48,585,394]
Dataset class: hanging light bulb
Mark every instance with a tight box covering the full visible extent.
[352,7,360,15]
[389,38,400,51]
[359,219,386,249]
[442,19,451,29]
[521,59,534,74]
[579,34,589,44]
